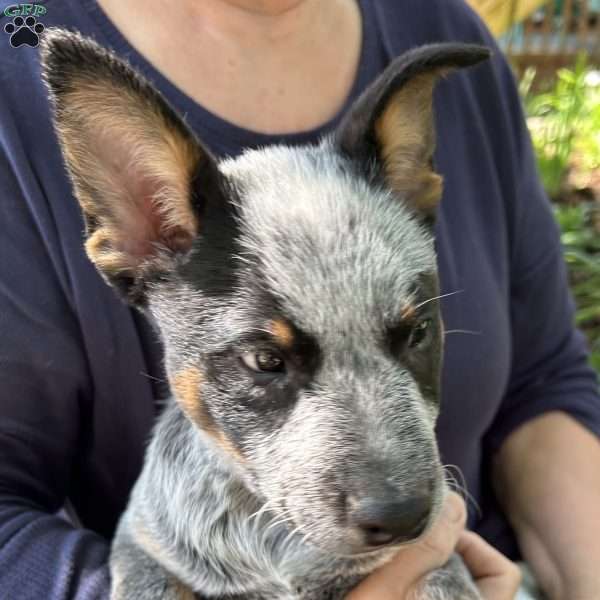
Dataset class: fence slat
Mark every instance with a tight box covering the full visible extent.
[503,0,600,82]
[562,0,574,51]
[541,0,554,53]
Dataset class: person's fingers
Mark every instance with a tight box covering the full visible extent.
[345,492,467,600]
[394,491,466,574]
[456,530,522,600]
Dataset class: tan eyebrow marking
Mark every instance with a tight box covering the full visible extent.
[400,304,416,321]
[268,318,295,349]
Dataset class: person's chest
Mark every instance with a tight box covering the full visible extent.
[433,80,513,490]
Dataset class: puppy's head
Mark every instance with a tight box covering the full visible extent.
[41,31,489,556]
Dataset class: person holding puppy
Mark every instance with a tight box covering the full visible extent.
[0,0,599,599]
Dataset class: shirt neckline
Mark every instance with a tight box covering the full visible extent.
[80,0,380,154]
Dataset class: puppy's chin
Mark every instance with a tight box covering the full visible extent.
[301,532,403,577]
[316,532,427,559]
[275,518,405,559]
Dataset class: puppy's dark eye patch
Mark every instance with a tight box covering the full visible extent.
[232,318,321,385]
[387,321,414,355]
[387,318,433,356]
[407,318,432,348]
[386,308,433,355]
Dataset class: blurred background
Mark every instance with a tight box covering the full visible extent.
[468,0,600,374]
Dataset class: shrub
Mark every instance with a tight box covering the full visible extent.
[520,56,600,373]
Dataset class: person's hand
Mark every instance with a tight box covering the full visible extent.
[345,491,466,599]
[457,530,521,600]
[345,492,521,599]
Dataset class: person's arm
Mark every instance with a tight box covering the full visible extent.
[474,23,600,599]
[494,412,600,600]
[0,149,111,599]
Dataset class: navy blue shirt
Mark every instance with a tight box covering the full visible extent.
[1,0,599,598]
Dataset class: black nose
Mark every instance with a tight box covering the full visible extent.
[347,494,432,547]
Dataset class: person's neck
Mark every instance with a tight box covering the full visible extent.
[95,0,362,134]
[188,0,323,44]
[108,0,332,52]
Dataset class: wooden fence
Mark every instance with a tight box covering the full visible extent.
[468,0,600,80]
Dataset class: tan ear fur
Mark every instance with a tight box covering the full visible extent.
[374,70,447,216]
[56,74,202,276]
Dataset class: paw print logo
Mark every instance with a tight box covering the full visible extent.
[4,16,45,48]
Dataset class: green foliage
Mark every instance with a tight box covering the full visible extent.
[554,203,600,371]
[523,54,600,199]
[521,58,600,374]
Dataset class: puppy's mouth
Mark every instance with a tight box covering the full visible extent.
[359,513,431,550]
[336,514,432,557]
[272,500,433,558]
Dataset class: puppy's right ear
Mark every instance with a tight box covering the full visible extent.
[41,29,221,305]
[335,43,490,224]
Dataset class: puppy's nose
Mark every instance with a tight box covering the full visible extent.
[347,494,432,547]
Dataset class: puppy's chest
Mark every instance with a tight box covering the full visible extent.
[223,583,359,600]
[209,574,363,600]
[201,514,372,600]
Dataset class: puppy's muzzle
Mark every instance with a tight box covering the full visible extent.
[346,486,432,548]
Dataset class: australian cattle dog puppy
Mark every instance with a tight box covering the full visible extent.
[41,29,490,600]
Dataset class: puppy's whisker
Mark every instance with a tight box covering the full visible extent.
[247,500,278,524]
[140,371,168,384]
[443,464,481,517]
[245,326,278,337]
[232,253,254,266]
[298,524,321,548]
[281,526,301,552]
[443,329,481,336]
[282,523,314,551]
[265,515,297,532]
[415,289,464,310]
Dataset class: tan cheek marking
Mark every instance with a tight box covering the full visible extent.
[170,578,197,600]
[171,368,245,462]
[171,367,205,425]
[130,521,166,563]
[109,563,126,598]
[130,522,197,598]
[130,523,197,598]
[269,318,295,349]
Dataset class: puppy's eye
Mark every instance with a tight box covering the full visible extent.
[408,319,432,348]
[241,350,286,374]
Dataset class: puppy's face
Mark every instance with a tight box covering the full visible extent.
[41,31,488,556]
[160,147,444,556]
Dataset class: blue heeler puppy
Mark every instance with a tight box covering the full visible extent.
[41,29,490,600]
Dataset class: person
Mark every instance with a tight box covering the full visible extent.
[0,0,598,598]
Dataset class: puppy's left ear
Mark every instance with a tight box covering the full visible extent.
[41,29,222,305]
[335,43,490,223]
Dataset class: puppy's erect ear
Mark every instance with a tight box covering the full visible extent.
[41,29,220,304]
[335,43,490,222]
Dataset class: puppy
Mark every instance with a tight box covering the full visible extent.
[41,29,490,600]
